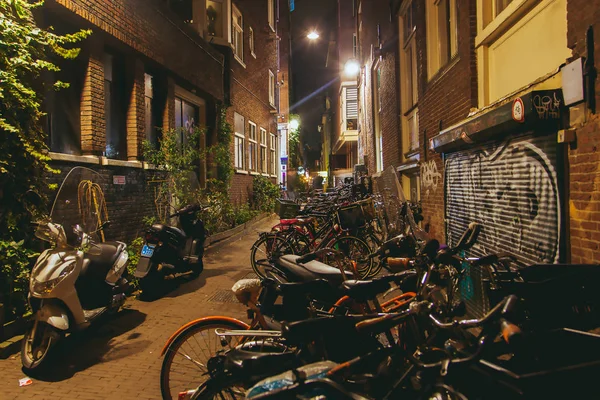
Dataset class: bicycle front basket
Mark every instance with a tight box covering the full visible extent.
[336,203,367,230]
[276,199,300,219]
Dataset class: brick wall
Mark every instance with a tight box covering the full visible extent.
[416,0,478,240]
[50,0,224,101]
[225,0,280,204]
[566,0,600,263]
[357,0,401,174]
[49,162,159,243]
[380,53,402,169]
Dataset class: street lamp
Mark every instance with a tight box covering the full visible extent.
[289,119,300,130]
[344,59,360,77]
[307,31,319,40]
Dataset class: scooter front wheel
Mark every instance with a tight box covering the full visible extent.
[21,321,59,372]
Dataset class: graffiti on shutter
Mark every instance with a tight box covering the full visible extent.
[445,134,561,266]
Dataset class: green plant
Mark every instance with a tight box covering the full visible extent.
[251,175,279,212]
[142,105,243,235]
[0,240,38,319]
[126,237,145,291]
[0,0,90,320]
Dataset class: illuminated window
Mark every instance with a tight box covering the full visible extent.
[232,5,243,62]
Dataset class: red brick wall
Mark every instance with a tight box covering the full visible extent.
[51,0,224,101]
[566,0,600,263]
[416,0,478,240]
[357,0,401,173]
[379,53,402,169]
[80,40,105,155]
[226,0,281,204]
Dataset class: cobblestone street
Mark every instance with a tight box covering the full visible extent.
[0,217,276,400]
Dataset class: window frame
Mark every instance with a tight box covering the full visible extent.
[232,4,244,63]
[260,128,267,173]
[249,27,256,58]
[268,70,275,106]
[426,0,458,80]
[234,112,246,171]
[269,132,276,175]
[248,121,257,171]
[268,0,275,32]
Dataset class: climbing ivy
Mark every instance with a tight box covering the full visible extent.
[0,0,90,320]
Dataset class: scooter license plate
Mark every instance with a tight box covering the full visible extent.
[140,244,155,257]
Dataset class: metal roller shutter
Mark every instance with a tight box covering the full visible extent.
[445,133,562,265]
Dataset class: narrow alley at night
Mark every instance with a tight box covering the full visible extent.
[1,0,600,399]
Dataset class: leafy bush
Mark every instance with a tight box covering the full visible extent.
[252,175,280,212]
[126,237,145,291]
[0,240,38,319]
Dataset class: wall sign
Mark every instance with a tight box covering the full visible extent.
[512,98,525,123]
[113,175,126,185]
[561,58,584,106]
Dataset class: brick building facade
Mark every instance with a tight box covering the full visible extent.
[38,0,289,241]
[566,0,600,263]
[356,1,402,176]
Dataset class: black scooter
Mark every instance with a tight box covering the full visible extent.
[134,204,207,297]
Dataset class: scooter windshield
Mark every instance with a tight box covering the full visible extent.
[49,167,107,244]
[375,166,429,245]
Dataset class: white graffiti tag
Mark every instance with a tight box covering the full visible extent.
[421,160,442,195]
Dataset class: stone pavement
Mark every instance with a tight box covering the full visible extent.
[0,217,278,400]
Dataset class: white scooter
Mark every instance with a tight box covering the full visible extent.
[21,167,130,371]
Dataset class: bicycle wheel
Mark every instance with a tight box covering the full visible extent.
[250,234,296,279]
[327,235,373,279]
[160,318,249,400]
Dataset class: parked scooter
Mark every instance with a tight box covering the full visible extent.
[22,167,130,371]
[134,203,207,297]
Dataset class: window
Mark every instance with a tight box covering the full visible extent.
[345,87,358,130]
[268,0,275,31]
[269,70,275,106]
[260,128,267,173]
[249,121,257,171]
[104,52,127,159]
[206,0,224,37]
[232,5,243,62]
[249,27,256,57]
[234,112,245,170]
[426,0,458,79]
[399,3,420,156]
[495,0,513,16]
[269,133,276,174]
[174,96,199,146]
[352,33,358,58]
[373,66,383,172]
[45,56,84,155]
[401,2,418,110]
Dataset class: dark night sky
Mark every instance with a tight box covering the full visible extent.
[289,0,338,168]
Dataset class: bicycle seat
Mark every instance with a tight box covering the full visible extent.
[276,255,352,286]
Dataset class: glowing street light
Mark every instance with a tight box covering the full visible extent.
[289,119,300,130]
[344,59,360,77]
[307,31,319,40]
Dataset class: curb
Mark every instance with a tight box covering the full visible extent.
[204,212,276,255]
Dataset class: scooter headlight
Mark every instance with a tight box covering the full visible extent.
[31,262,76,294]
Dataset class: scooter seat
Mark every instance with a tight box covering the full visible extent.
[276,254,352,286]
[151,223,187,244]
[82,241,125,279]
